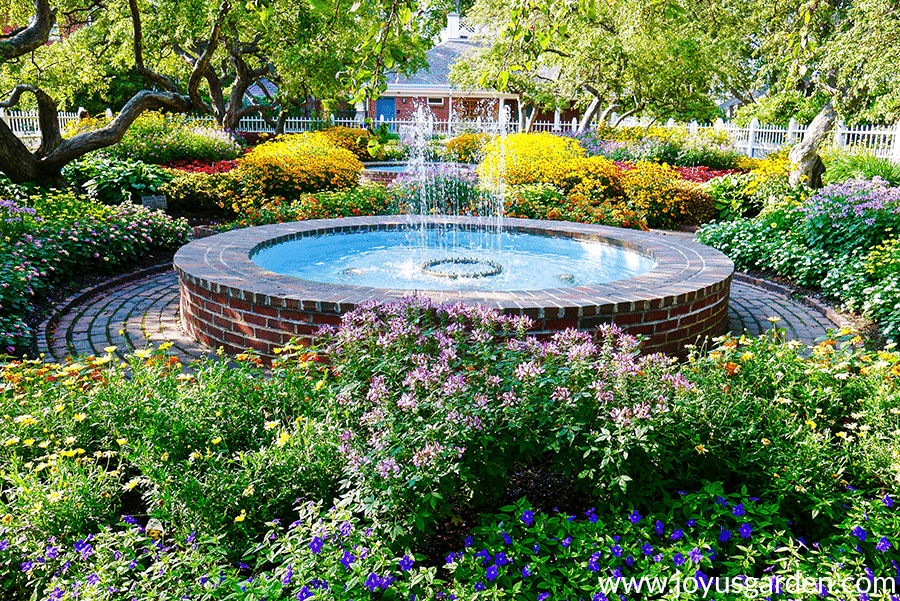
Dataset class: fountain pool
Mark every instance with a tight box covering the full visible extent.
[174,215,734,359]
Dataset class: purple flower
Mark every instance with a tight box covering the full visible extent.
[521,511,534,527]
[464,536,475,547]
[686,519,696,527]
[501,532,512,545]
[521,564,532,578]
[641,543,653,555]
[852,526,867,541]
[561,537,571,548]
[399,555,414,571]
[628,510,641,524]
[732,503,745,516]
[689,547,703,563]
[538,594,549,601]
[654,520,664,535]
[282,566,293,585]
[670,529,684,540]
[877,537,892,552]
[340,550,356,570]
[673,553,685,566]
[610,544,623,557]
[309,536,324,554]
[474,582,486,591]
[884,495,894,508]
[739,523,753,539]
[20,561,33,572]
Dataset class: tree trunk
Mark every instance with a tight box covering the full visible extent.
[789,99,836,189]
[577,96,602,133]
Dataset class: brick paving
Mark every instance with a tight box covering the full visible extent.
[38,266,846,366]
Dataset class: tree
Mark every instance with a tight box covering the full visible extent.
[452,0,739,131]
[0,0,442,187]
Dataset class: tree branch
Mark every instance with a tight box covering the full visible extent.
[129,0,179,92]
[187,1,231,113]
[0,0,55,61]
[43,91,192,170]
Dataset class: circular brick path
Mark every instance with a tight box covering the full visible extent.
[38,266,846,365]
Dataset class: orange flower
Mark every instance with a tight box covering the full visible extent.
[723,362,741,376]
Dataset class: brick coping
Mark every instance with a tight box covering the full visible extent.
[174,215,733,311]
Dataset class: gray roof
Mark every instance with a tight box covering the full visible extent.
[388,39,482,88]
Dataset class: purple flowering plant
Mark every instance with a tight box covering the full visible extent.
[284,296,689,534]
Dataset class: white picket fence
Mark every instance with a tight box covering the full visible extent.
[4,107,900,161]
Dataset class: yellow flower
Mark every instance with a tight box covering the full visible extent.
[134,348,152,359]
[806,420,817,429]
[38,440,50,449]
[4,437,20,446]
[48,491,63,503]
[64,436,76,444]
[276,431,290,448]
[314,380,326,391]
[14,414,36,425]
[761,438,771,446]
[55,404,65,413]
[159,342,174,351]
[235,509,247,522]
[212,437,222,445]
[695,444,708,455]
[264,421,278,431]
[23,438,34,446]
[242,485,254,497]
[161,452,169,461]
[116,438,127,446]
[104,346,118,354]
[767,316,781,323]
[74,413,87,422]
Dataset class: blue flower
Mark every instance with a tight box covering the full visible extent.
[309,536,324,554]
[501,532,513,545]
[587,552,601,572]
[521,511,534,527]
[340,550,356,570]
[670,529,684,540]
[877,537,892,552]
[610,544,623,557]
[364,573,382,592]
[282,566,293,585]
[628,510,641,524]
[399,555,414,571]
[686,519,696,527]
[739,523,753,539]
[716,496,728,507]
[538,594,549,601]
[296,586,313,601]
[884,495,894,508]
[445,552,456,565]
[653,554,663,563]
[464,536,475,547]
[641,543,653,555]
[495,552,509,566]
[689,547,703,564]
[475,550,491,566]
[20,561,33,572]
[654,520,664,535]
[561,537,571,548]
[852,527,867,541]
[474,582,486,592]
[533,543,540,553]
[733,503,745,516]
[673,553,685,566]
[611,567,623,581]
[521,564,532,578]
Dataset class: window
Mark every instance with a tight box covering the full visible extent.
[427,98,444,106]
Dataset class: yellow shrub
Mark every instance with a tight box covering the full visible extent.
[317,127,372,160]
[478,133,584,186]
[444,133,493,163]
[234,133,362,212]
[620,162,715,229]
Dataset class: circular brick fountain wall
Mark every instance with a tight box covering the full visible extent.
[174,216,733,358]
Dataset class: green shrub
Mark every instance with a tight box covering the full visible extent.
[160,170,242,215]
[824,151,900,187]
[64,156,174,205]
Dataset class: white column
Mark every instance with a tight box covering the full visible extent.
[552,109,561,132]
[787,117,797,144]
[835,120,846,148]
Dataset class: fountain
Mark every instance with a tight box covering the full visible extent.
[174,106,733,358]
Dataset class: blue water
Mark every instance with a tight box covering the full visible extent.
[251,229,656,291]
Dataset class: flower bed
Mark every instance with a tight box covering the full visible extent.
[1,299,898,598]
[0,190,190,354]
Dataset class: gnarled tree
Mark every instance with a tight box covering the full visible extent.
[0,0,442,187]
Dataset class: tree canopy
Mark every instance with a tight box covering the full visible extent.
[0,0,443,185]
